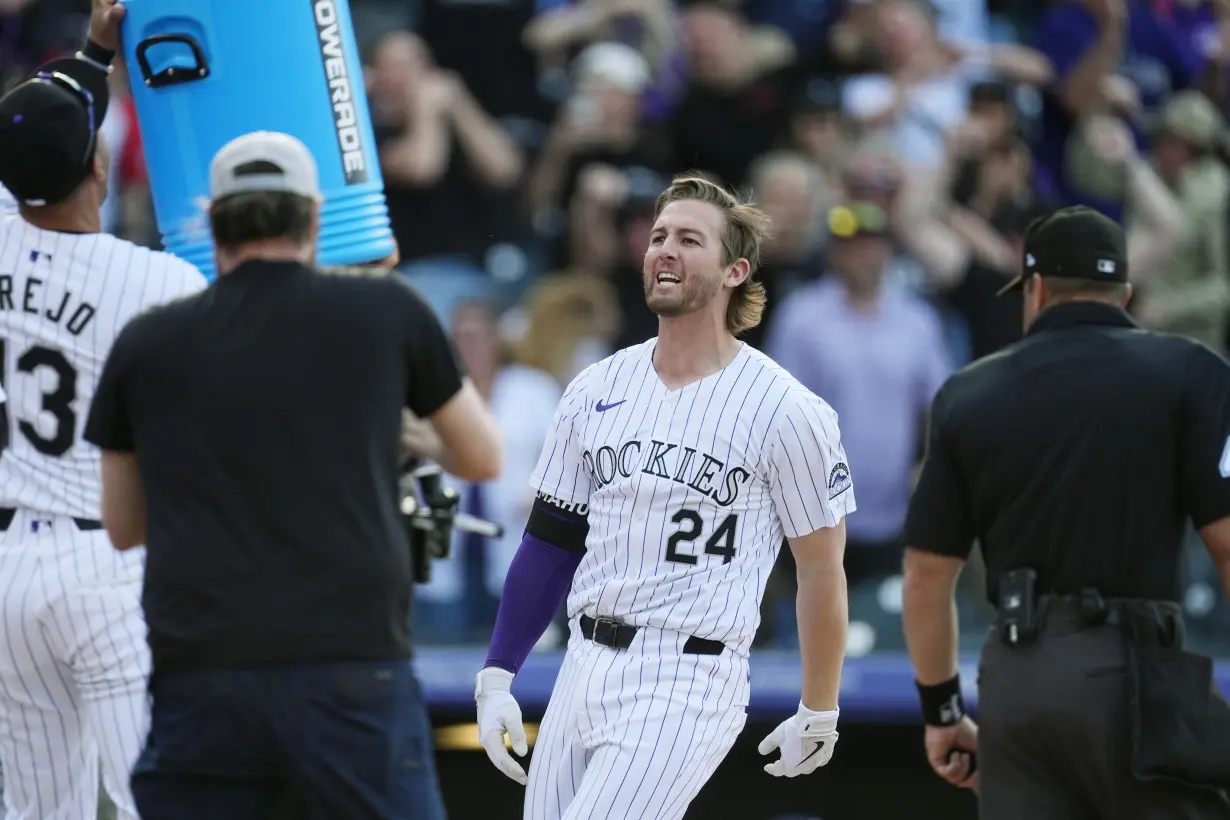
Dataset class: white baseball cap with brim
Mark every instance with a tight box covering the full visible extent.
[209,131,321,202]
[574,42,651,94]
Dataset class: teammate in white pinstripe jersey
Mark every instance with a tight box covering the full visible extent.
[475,174,855,819]
[0,6,207,817]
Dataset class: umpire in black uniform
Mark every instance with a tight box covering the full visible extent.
[84,131,503,819]
[901,205,1230,819]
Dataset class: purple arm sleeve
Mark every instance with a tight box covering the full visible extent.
[484,534,583,674]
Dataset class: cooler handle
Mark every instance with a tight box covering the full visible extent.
[135,34,210,89]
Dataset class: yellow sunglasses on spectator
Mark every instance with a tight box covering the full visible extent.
[828,202,889,238]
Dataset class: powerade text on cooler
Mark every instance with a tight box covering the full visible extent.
[120,0,395,281]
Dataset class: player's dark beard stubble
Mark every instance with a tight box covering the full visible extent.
[642,268,723,317]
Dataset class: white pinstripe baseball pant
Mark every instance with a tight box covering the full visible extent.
[0,510,149,820]
[525,619,751,820]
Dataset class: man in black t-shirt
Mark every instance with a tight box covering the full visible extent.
[84,131,503,820]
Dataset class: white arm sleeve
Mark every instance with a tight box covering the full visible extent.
[528,366,594,507]
[766,389,857,538]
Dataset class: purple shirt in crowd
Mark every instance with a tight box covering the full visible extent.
[765,277,952,542]
[1032,0,1200,222]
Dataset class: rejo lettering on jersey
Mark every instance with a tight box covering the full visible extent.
[0,265,98,335]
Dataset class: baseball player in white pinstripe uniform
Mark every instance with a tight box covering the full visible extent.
[475,174,855,819]
[0,4,207,817]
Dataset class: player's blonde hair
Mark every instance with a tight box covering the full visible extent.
[653,174,771,337]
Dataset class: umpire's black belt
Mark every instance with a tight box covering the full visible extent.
[1039,594,1181,633]
[0,508,103,532]
[579,614,725,656]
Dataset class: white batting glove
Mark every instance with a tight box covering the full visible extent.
[475,667,529,785]
[759,703,840,777]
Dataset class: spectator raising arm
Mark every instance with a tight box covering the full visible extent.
[523,0,623,57]
[948,41,1056,89]
[380,72,453,187]
[1046,0,1128,117]
[1125,158,1186,283]
[1072,116,1187,281]
[447,73,524,189]
[894,170,973,287]
[523,0,676,70]
[982,43,1055,88]
[568,164,628,271]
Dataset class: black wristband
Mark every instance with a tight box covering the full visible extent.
[81,40,116,67]
[916,675,966,726]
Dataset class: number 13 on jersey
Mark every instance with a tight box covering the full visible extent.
[0,338,78,457]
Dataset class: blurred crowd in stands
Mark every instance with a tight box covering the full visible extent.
[5,0,1230,659]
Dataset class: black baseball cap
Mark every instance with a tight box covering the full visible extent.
[996,205,1128,296]
[0,57,111,207]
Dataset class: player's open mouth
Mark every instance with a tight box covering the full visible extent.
[656,272,681,286]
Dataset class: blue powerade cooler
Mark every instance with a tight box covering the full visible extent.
[120,0,395,280]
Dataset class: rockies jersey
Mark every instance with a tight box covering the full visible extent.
[0,215,206,518]
[531,340,857,656]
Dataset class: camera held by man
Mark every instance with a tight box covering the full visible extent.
[400,459,504,584]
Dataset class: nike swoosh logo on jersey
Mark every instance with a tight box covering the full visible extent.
[801,740,826,764]
[595,399,626,412]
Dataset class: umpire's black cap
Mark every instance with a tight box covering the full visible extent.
[997,205,1128,296]
[0,57,111,208]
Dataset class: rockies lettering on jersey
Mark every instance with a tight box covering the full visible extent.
[530,339,857,657]
[0,214,207,518]
[583,439,752,506]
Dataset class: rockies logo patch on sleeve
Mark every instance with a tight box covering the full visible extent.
[827,463,851,499]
